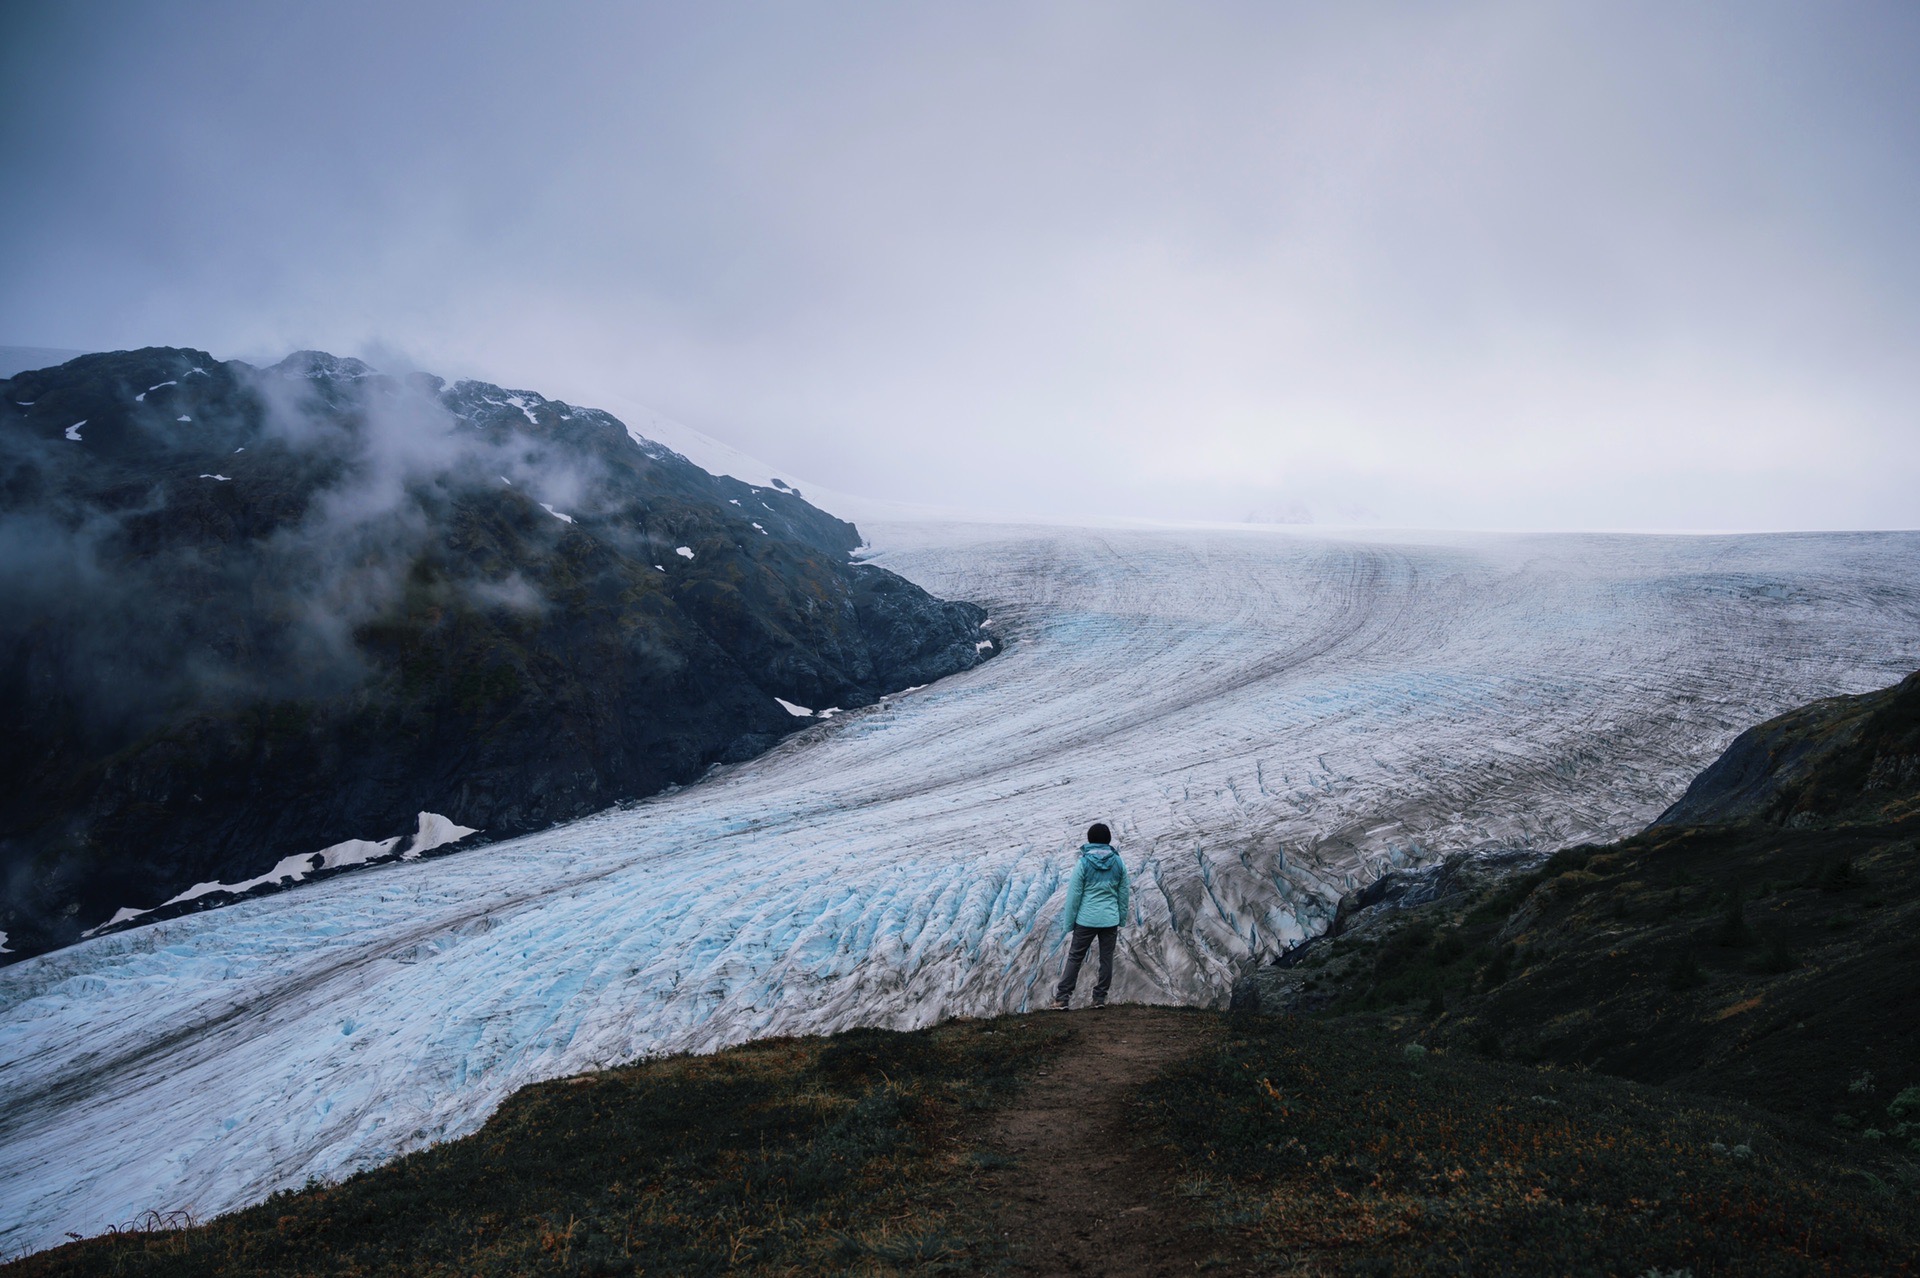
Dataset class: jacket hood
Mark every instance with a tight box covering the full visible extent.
[1079,843,1119,869]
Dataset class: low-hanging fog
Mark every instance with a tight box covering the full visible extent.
[0,355,609,740]
[2,1,1916,530]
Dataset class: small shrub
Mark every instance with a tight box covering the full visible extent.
[1373,921,1436,978]
[1545,847,1594,874]
[1540,869,1603,903]
[1402,1042,1428,1063]
[1750,935,1797,974]
[1713,890,1753,948]
[1887,1085,1920,1146]
[1667,950,1705,991]
[1466,872,1545,923]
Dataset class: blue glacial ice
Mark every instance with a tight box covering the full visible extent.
[2,523,1918,1254]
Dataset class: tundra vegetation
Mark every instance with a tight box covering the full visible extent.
[3,1018,1066,1277]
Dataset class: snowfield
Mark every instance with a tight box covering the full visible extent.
[3,523,1918,1253]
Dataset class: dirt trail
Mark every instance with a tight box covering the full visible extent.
[979,1005,1222,1276]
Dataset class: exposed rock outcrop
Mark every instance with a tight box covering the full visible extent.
[0,348,998,959]
[1653,670,1920,828]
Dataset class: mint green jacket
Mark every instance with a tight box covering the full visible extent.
[1063,843,1129,928]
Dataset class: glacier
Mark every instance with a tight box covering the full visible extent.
[3,522,1919,1254]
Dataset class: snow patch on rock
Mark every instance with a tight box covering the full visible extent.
[163,853,327,907]
[316,837,404,870]
[403,812,480,859]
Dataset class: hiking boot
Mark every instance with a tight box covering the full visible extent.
[1049,995,1069,1011]
[1090,998,1108,1009]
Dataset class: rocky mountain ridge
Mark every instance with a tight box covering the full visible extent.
[1653,668,1920,829]
[0,347,997,959]
[1250,667,1920,1124]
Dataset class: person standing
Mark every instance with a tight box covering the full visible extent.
[1050,822,1129,1010]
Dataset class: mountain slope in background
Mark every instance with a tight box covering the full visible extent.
[1654,669,1920,829]
[0,348,997,959]
[1258,667,1920,1126]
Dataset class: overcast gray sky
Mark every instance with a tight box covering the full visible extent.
[3,1,1916,529]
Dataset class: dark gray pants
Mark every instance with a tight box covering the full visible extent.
[1055,925,1117,1003]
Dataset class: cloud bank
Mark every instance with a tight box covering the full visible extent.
[2,1,1915,529]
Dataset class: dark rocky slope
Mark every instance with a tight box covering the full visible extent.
[1654,668,1920,828]
[0,348,997,960]
[1255,669,1920,1126]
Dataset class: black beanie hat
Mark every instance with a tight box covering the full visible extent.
[1087,822,1111,845]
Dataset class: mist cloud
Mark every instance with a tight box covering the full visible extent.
[0,355,614,744]
[2,2,1915,530]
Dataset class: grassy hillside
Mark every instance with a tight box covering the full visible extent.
[1654,669,1920,829]
[4,1017,1065,1277]
[1146,1014,1920,1275]
[1263,821,1920,1124]
[9,1002,1917,1275]
[1193,670,1920,1271]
